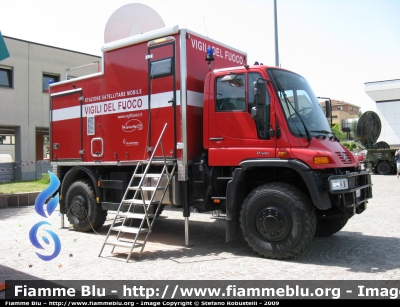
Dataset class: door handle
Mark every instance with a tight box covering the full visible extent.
[210,137,224,141]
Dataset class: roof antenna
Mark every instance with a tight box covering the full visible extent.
[203,16,209,37]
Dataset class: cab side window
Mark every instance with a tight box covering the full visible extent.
[216,74,246,111]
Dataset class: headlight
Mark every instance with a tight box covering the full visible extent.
[329,178,349,191]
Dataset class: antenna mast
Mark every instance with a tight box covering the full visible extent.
[274,0,280,67]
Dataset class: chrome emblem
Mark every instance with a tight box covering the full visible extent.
[341,152,349,162]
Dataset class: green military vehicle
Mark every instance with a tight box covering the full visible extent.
[357,111,398,175]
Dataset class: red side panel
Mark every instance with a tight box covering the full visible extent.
[50,42,151,163]
[51,92,82,160]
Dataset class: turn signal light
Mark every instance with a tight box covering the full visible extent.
[278,151,288,157]
[314,156,330,164]
[213,199,221,204]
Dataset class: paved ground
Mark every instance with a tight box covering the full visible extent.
[1,173,399,292]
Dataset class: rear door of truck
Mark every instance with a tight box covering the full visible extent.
[147,39,177,159]
[50,89,83,161]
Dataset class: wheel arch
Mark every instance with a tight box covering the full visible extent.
[60,166,100,214]
[225,158,331,239]
[239,159,331,210]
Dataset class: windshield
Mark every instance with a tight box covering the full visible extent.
[268,69,332,138]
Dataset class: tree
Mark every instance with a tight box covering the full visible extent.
[332,124,346,142]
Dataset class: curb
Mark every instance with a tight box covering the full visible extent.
[0,192,40,209]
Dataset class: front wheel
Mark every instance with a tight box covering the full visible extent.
[240,182,316,259]
[315,215,348,237]
[65,179,107,232]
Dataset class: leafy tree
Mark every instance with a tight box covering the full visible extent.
[332,124,346,142]
[342,141,358,151]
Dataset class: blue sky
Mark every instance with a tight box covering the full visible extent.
[1,0,399,112]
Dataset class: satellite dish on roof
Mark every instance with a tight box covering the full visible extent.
[104,3,165,44]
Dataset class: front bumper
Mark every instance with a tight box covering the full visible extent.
[328,170,373,211]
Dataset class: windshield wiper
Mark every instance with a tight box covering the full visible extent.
[310,130,331,134]
[310,129,340,141]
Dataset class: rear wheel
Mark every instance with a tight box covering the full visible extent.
[376,161,392,175]
[240,182,316,259]
[65,179,107,232]
[315,215,348,237]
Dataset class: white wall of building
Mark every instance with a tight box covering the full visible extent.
[365,79,400,148]
[0,36,101,180]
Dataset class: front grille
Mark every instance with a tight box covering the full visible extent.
[336,152,353,164]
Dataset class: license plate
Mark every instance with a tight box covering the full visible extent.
[356,190,361,198]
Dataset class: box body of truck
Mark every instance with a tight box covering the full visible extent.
[50,25,246,166]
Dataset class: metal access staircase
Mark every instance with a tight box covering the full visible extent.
[99,123,176,262]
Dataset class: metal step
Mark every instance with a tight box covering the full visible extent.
[128,186,163,191]
[122,199,161,205]
[116,212,154,219]
[134,173,162,178]
[104,240,144,249]
[110,225,149,234]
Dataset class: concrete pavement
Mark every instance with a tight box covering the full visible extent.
[1,173,399,293]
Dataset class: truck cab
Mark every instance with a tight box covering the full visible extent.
[193,64,372,259]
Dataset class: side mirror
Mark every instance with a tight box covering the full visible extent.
[251,106,264,121]
[254,81,267,105]
[325,100,331,118]
[269,129,275,137]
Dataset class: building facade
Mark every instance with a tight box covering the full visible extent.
[365,79,400,148]
[0,36,100,180]
[320,99,361,138]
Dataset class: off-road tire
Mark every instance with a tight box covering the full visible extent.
[314,215,349,237]
[376,161,392,175]
[240,182,316,259]
[65,179,107,232]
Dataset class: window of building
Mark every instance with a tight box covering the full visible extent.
[0,135,15,144]
[42,74,59,92]
[0,66,13,88]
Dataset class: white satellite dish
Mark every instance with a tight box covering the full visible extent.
[104,3,165,43]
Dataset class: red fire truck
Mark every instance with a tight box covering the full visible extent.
[49,25,372,260]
